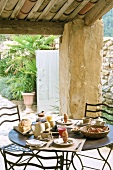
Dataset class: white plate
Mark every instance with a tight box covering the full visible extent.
[56,119,73,125]
[54,138,74,146]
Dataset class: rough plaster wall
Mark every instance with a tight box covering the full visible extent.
[59,25,70,115]
[59,19,103,119]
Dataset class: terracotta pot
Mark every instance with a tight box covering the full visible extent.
[22,92,35,114]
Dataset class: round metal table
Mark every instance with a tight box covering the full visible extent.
[8,124,113,170]
[9,124,113,151]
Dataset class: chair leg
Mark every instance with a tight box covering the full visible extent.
[71,152,84,170]
[2,150,8,170]
[97,148,112,170]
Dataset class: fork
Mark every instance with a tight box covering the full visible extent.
[49,140,54,147]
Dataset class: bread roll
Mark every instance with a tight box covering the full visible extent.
[62,130,68,143]
[64,113,68,123]
[18,119,31,132]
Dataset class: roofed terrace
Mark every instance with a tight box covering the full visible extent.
[0,0,113,118]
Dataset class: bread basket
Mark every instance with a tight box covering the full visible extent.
[80,125,110,139]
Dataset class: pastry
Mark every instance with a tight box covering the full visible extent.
[64,113,68,123]
[18,119,31,132]
[62,130,68,143]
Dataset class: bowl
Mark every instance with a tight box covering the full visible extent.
[80,125,110,139]
[71,127,81,134]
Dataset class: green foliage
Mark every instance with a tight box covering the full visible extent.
[0,34,57,100]
[0,77,13,100]
[103,9,113,37]
[0,35,12,44]
[0,57,11,76]
[7,35,56,58]
[0,35,7,43]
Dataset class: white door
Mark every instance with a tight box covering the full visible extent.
[36,50,59,112]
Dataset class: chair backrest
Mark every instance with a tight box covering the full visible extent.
[0,105,20,126]
[85,103,113,124]
[3,150,63,170]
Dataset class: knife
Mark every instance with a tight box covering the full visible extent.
[49,141,54,147]
[75,142,82,151]
[74,121,79,126]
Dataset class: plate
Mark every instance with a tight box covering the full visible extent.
[13,126,33,136]
[77,122,90,127]
[54,138,74,146]
[56,119,73,125]
[71,128,80,134]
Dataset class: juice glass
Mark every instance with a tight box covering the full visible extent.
[58,126,66,137]
[46,115,53,122]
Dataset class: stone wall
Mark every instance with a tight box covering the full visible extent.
[102,37,113,105]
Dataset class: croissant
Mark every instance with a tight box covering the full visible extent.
[64,113,68,123]
[62,130,68,143]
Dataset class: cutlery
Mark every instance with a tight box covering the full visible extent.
[74,121,79,126]
[75,142,82,151]
[49,141,54,147]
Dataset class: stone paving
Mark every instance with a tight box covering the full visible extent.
[0,95,113,170]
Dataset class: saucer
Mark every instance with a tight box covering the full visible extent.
[77,122,90,127]
[56,119,73,125]
[54,138,74,146]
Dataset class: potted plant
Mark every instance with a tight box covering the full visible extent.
[21,58,37,113]
[2,35,57,113]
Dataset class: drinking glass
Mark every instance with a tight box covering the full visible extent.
[58,126,66,137]
[46,115,53,122]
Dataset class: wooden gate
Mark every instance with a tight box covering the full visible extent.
[36,50,59,112]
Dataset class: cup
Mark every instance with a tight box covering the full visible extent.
[46,114,53,122]
[101,121,105,126]
[58,126,66,137]
[82,117,91,124]
[41,131,51,139]
[33,122,45,138]
[95,120,101,125]
[49,120,55,128]
[45,122,50,130]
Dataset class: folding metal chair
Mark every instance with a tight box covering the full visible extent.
[0,105,63,170]
[75,103,113,170]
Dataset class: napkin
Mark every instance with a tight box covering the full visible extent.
[74,139,86,152]
[26,139,47,148]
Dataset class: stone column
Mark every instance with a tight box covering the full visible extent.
[59,19,103,119]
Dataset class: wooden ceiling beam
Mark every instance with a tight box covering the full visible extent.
[0,0,9,15]
[0,20,64,35]
[84,0,113,26]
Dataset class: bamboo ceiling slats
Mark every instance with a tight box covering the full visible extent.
[66,0,90,21]
[27,0,45,20]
